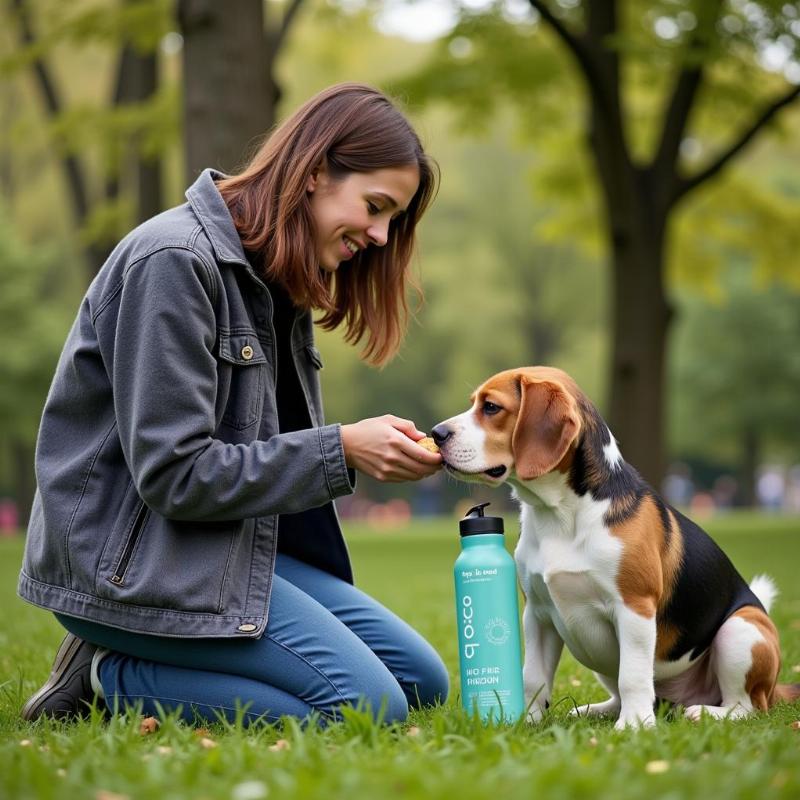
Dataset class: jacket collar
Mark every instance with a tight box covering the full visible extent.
[185,169,249,267]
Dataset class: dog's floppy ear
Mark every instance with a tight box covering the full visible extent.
[512,377,580,480]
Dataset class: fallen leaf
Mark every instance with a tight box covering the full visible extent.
[139,717,159,735]
[199,737,217,749]
[645,760,670,774]
[268,739,290,752]
[19,740,32,747]
[790,721,800,731]
[588,737,598,747]
[406,726,421,737]
[194,727,212,738]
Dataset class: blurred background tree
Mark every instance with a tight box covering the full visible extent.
[179,0,306,178]
[670,260,800,506]
[394,0,800,486]
[0,0,798,523]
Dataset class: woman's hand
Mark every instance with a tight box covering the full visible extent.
[340,415,443,483]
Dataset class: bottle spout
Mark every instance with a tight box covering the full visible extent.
[459,502,504,536]
[465,502,491,518]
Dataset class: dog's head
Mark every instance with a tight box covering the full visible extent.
[432,366,583,486]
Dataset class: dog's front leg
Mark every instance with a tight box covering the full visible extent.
[522,601,564,723]
[613,603,657,729]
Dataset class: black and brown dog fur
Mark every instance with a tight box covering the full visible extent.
[435,366,800,719]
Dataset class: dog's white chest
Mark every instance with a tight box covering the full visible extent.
[515,501,625,676]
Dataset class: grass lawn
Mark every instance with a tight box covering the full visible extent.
[2,511,799,800]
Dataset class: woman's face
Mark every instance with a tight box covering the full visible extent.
[306,163,420,272]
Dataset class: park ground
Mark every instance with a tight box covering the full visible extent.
[1,511,799,800]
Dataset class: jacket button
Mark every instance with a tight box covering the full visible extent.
[241,345,254,361]
[237,623,257,632]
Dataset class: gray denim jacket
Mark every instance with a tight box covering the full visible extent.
[18,170,356,638]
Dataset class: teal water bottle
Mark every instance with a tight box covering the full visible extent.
[454,502,524,722]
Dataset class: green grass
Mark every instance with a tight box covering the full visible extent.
[2,512,800,800]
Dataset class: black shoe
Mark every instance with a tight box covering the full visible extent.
[22,633,104,721]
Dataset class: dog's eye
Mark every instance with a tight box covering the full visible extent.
[483,401,502,416]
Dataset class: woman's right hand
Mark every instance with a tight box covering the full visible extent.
[340,415,443,483]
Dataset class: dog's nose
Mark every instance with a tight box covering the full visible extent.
[431,424,453,446]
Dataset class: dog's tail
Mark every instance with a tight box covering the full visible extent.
[750,574,778,613]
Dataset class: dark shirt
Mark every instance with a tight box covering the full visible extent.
[264,281,336,565]
[266,281,311,434]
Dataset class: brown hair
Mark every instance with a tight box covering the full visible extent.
[216,83,438,366]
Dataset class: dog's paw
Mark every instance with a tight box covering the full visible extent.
[684,703,750,721]
[684,704,705,722]
[570,698,620,718]
[613,710,656,730]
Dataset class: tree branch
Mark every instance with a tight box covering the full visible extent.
[651,0,723,204]
[673,83,800,203]
[11,0,91,223]
[271,0,304,59]
[527,0,594,78]
[528,0,626,149]
[652,67,703,177]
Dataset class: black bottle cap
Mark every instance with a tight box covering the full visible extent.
[459,502,505,536]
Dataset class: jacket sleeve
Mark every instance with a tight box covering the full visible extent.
[102,247,355,521]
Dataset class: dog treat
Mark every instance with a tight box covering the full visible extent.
[417,436,440,453]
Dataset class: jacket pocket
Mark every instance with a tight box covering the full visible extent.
[217,331,268,430]
[96,512,247,615]
[109,501,150,586]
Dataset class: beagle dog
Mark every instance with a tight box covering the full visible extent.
[432,366,799,728]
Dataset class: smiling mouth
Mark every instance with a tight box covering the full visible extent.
[343,235,361,255]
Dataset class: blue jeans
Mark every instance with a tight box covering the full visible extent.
[56,554,448,725]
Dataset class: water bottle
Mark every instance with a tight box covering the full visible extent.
[454,502,525,722]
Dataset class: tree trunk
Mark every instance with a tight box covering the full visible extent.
[179,0,276,181]
[606,214,671,487]
[591,114,672,486]
[128,46,163,223]
[582,14,674,488]
[121,42,163,223]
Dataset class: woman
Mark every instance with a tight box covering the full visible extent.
[19,83,447,726]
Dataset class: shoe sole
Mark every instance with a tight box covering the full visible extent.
[21,635,94,721]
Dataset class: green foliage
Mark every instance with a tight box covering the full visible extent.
[394,0,800,288]
[389,5,575,134]
[0,210,76,444]
[2,0,181,253]
[669,262,800,462]
[0,0,172,76]
[2,514,800,799]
